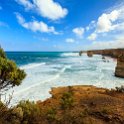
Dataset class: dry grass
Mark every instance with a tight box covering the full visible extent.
[1,85,124,124]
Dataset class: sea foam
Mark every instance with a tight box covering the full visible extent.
[60,52,79,57]
[20,63,46,70]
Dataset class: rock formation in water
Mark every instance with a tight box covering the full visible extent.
[115,54,124,78]
[79,48,124,78]
[87,51,93,57]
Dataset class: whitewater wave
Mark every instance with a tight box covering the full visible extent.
[14,65,72,95]
[60,52,79,57]
[20,63,46,70]
[46,65,72,81]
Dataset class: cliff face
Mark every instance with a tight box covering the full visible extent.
[87,51,93,57]
[87,48,124,58]
[38,85,124,124]
[1,85,124,124]
[115,54,124,78]
[79,48,124,78]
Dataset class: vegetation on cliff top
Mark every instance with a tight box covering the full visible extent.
[1,85,124,124]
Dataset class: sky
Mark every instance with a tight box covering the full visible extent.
[0,0,124,51]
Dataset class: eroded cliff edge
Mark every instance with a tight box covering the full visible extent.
[79,48,124,78]
[38,85,124,124]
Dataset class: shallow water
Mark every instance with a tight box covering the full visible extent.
[6,52,124,104]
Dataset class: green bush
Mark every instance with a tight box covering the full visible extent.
[60,91,74,109]
[0,48,26,92]
[0,101,7,118]
[17,100,42,124]
[0,48,6,58]
[46,108,57,122]
[0,47,26,124]
[115,86,124,93]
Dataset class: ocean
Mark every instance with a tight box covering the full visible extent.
[6,52,124,104]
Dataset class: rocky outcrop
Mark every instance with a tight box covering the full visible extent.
[79,48,124,78]
[41,85,124,124]
[87,51,93,57]
[115,54,124,78]
[79,48,124,58]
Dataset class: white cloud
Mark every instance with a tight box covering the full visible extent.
[96,10,120,33]
[72,27,84,38]
[87,33,97,41]
[86,20,96,31]
[16,0,68,20]
[16,0,34,9]
[16,13,58,34]
[66,38,75,43]
[91,39,124,49]
[85,32,124,50]
[33,0,68,20]
[87,6,124,41]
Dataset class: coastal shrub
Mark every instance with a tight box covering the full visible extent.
[0,48,6,58]
[0,47,26,123]
[0,101,7,118]
[60,91,74,109]
[100,107,112,114]
[17,100,41,124]
[17,100,42,124]
[0,48,26,92]
[115,86,124,93]
[46,107,57,122]
[0,101,19,124]
[80,108,88,118]
[3,107,23,124]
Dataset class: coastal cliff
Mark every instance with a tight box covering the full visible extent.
[1,85,124,124]
[80,48,124,78]
[4,85,124,124]
[80,48,124,58]
[115,54,124,78]
[39,85,124,124]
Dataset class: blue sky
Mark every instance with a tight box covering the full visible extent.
[0,0,124,51]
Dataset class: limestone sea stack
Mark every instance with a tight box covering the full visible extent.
[87,51,93,57]
[115,54,124,78]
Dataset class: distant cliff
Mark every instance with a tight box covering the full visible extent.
[79,48,124,58]
[79,48,124,78]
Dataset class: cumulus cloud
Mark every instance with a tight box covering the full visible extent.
[15,13,58,34]
[87,33,97,41]
[16,0,34,9]
[16,0,68,20]
[96,10,120,33]
[72,27,84,38]
[87,6,124,41]
[90,38,124,49]
[85,31,124,50]
[33,0,68,20]
[86,20,96,31]
[66,38,75,43]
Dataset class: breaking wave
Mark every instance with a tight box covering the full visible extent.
[60,52,79,57]
[20,63,46,70]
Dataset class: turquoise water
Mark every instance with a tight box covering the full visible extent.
[6,52,124,104]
